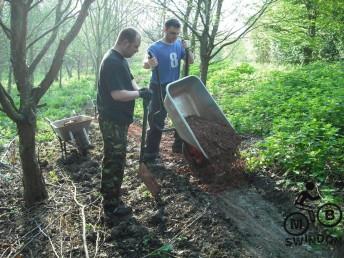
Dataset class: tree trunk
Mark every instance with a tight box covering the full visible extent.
[199,40,210,85]
[17,119,48,206]
[93,45,101,89]
[191,8,199,53]
[303,46,313,64]
[303,0,317,64]
[77,59,81,80]
[200,58,209,86]
[7,63,12,94]
[59,66,62,88]
[65,63,72,78]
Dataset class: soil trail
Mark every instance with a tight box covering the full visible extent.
[215,187,326,258]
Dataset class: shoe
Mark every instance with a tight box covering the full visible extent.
[112,205,132,216]
[143,152,160,162]
[104,202,132,218]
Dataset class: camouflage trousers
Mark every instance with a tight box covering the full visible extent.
[98,117,128,208]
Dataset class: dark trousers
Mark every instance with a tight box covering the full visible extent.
[98,116,128,208]
[145,82,182,154]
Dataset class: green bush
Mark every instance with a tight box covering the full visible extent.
[217,62,343,186]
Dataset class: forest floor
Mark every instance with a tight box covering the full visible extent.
[0,120,342,257]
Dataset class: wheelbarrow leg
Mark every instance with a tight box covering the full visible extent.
[69,131,76,145]
[82,128,91,145]
[58,136,65,159]
[63,141,67,158]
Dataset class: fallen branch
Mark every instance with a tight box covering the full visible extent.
[11,208,71,258]
[35,220,60,258]
[143,206,209,258]
[71,180,89,258]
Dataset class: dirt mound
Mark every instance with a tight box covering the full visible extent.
[185,116,241,161]
[185,115,245,187]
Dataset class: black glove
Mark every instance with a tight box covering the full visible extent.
[139,88,153,100]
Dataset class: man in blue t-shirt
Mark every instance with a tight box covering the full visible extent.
[143,18,194,161]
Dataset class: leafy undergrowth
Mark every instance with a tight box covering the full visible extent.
[0,75,96,148]
[205,62,344,231]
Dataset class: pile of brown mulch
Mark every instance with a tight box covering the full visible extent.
[185,116,246,186]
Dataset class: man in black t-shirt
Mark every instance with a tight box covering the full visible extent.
[97,28,152,219]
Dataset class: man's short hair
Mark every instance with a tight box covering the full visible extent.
[165,19,181,29]
[116,27,140,44]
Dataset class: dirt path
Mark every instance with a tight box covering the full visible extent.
[129,122,334,257]
[216,189,314,258]
[0,121,339,257]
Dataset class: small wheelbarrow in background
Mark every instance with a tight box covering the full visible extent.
[46,115,93,158]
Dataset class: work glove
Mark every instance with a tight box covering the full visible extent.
[139,88,153,101]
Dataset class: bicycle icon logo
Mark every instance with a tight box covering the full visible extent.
[283,182,342,236]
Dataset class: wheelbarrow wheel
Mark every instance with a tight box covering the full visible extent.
[182,142,217,183]
[182,142,208,169]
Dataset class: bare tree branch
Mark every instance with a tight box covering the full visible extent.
[0,17,11,39]
[0,81,23,122]
[28,0,64,75]
[0,0,4,12]
[27,5,57,41]
[29,0,44,11]
[154,0,201,39]
[210,1,272,59]
[26,10,78,50]
[34,0,95,104]
[10,1,30,95]
[209,0,223,41]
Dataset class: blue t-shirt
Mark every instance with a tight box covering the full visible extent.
[148,39,185,84]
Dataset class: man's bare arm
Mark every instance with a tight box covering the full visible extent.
[111,90,139,102]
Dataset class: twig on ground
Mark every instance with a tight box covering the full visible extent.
[93,204,102,258]
[143,206,209,258]
[59,215,64,257]
[11,208,71,257]
[35,220,60,258]
[70,180,89,258]
[170,207,208,244]
[1,246,10,258]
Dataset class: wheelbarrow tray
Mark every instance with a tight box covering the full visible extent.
[164,75,236,160]
[49,115,93,142]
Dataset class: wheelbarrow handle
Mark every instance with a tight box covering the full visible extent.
[148,51,164,108]
[44,117,53,124]
[139,98,150,163]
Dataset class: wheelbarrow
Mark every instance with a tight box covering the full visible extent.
[164,75,238,167]
[46,115,93,158]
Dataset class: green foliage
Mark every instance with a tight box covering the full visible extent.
[206,61,344,221]
[253,0,344,63]
[210,61,343,191]
[0,75,96,146]
[147,243,173,258]
[35,75,96,142]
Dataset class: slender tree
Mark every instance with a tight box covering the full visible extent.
[80,0,142,87]
[153,0,274,84]
[0,0,94,207]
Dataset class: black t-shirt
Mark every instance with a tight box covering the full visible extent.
[97,49,135,124]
